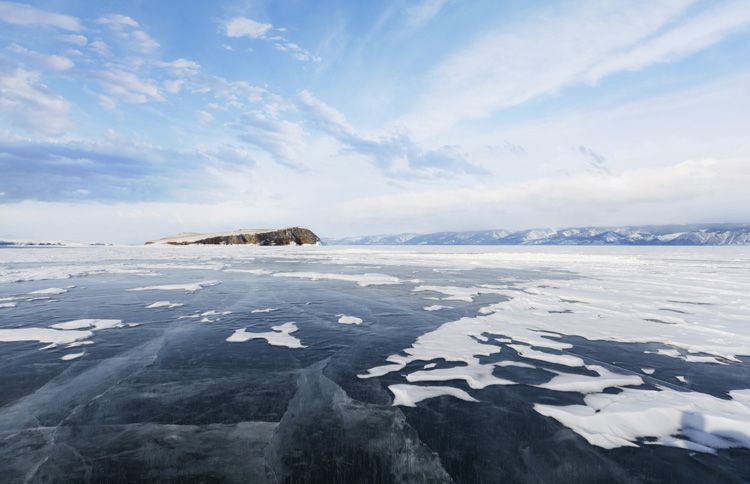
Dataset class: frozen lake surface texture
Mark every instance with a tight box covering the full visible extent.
[1,245,749,483]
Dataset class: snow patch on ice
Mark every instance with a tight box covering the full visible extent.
[413,285,501,302]
[179,309,231,322]
[61,351,84,361]
[535,386,750,453]
[128,280,220,293]
[50,319,125,331]
[337,314,363,325]
[507,343,584,367]
[251,308,277,313]
[424,305,452,311]
[29,287,69,295]
[389,384,478,407]
[226,322,305,348]
[406,362,514,389]
[536,365,643,393]
[0,327,92,347]
[146,301,184,309]
[224,268,272,275]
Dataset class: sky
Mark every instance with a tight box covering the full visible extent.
[0,0,749,243]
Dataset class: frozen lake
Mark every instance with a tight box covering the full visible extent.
[1,245,749,483]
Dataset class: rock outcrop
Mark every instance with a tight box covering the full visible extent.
[146,227,320,246]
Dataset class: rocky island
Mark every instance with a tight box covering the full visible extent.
[146,227,320,246]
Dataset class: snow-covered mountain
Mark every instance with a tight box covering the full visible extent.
[326,224,750,245]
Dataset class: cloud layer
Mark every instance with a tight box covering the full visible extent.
[0,0,748,242]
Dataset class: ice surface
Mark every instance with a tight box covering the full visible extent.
[1,244,749,467]
[346,247,750,454]
[226,322,305,348]
[337,314,363,325]
[273,272,400,286]
[0,263,155,283]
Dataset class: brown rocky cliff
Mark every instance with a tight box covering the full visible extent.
[146,227,321,245]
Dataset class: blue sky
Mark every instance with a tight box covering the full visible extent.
[0,0,749,242]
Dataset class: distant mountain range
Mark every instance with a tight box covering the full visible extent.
[0,240,110,247]
[325,224,750,246]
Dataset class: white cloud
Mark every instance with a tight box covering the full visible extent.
[583,0,750,83]
[406,0,451,29]
[96,94,116,109]
[197,110,214,125]
[162,79,183,94]
[0,200,290,243]
[298,90,355,135]
[155,58,200,77]
[0,1,82,31]
[207,77,282,112]
[405,0,750,137]
[198,144,257,166]
[236,113,307,168]
[98,69,164,103]
[0,67,70,135]
[155,58,200,70]
[38,54,73,71]
[130,30,159,53]
[97,13,139,28]
[297,90,479,176]
[224,17,272,39]
[339,158,750,229]
[97,13,158,53]
[222,16,320,62]
[274,41,321,62]
[60,34,87,46]
[206,102,226,111]
[7,43,74,71]
[88,40,111,57]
